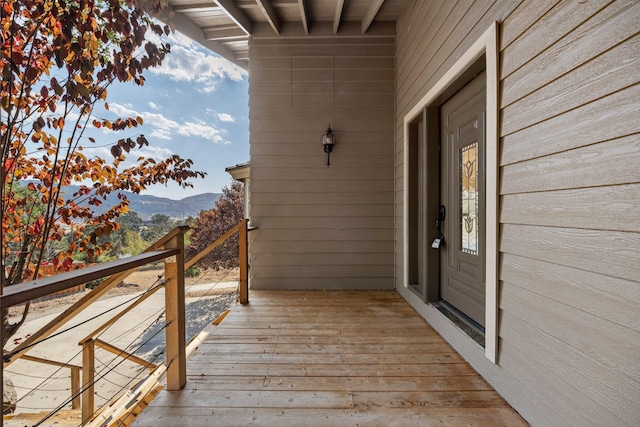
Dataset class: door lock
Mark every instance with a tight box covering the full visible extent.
[432,205,446,249]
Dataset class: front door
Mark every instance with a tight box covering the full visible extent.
[439,72,486,327]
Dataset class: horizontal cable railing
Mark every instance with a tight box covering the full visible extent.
[1,219,251,426]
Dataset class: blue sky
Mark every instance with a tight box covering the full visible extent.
[84,31,249,199]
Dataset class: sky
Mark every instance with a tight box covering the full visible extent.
[84,31,249,200]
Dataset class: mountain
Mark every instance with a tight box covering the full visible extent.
[125,192,221,220]
[23,181,220,220]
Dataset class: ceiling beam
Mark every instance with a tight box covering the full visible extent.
[172,3,220,13]
[298,0,309,34]
[255,0,281,34]
[361,0,385,34]
[202,24,243,31]
[143,0,247,69]
[333,0,344,34]
[204,26,249,40]
[235,50,249,60]
[215,0,253,34]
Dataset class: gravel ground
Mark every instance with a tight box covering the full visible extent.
[136,289,238,358]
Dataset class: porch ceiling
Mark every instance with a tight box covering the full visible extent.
[151,0,411,69]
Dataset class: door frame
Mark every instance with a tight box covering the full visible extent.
[403,22,499,363]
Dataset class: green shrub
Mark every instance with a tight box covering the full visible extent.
[86,277,106,289]
[185,265,201,278]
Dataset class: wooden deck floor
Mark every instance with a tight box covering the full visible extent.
[132,291,527,426]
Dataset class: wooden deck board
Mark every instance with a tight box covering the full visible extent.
[188,352,465,364]
[133,407,529,426]
[132,290,527,426]
[195,342,454,354]
[201,335,446,344]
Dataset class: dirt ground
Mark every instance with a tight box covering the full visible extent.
[8,267,240,317]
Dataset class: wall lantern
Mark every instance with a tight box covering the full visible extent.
[322,125,335,166]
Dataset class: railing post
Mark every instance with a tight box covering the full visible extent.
[239,219,249,305]
[82,339,95,424]
[71,366,81,409]
[164,227,187,391]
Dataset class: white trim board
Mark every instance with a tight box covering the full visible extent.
[402,22,499,363]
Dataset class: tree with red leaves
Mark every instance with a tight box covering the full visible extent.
[0,0,205,347]
[187,181,244,271]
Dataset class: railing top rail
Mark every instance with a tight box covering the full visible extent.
[5,226,190,366]
[1,249,179,309]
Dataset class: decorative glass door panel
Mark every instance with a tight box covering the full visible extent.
[460,142,478,256]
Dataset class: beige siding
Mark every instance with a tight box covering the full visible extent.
[395,0,640,426]
[249,35,396,290]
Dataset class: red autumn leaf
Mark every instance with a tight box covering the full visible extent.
[0,0,206,348]
[3,158,15,173]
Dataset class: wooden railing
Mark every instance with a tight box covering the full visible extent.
[185,219,249,305]
[0,219,251,426]
[20,355,82,410]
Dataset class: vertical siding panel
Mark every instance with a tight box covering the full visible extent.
[395,0,640,426]
[249,36,396,290]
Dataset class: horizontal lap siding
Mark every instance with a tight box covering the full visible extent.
[396,0,640,425]
[249,36,396,290]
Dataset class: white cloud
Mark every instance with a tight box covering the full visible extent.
[177,119,228,144]
[216,113,235,123]
[109,102,179,132]
[82,145,175,168]
[149,129,172,140]
[142,27,246,91]
[107,103,227,143]
[146,30,194,51]
[65,111,81,123]
[108,103,137,117]
[140,112,179,131]
[131,146,174,161]
[146,38,246,91]
[148,101,160,110]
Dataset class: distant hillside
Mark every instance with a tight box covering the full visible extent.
[23,182,220,220]
[125,192,221,220]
